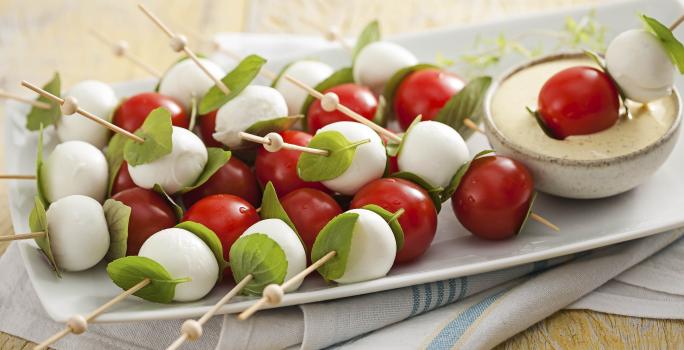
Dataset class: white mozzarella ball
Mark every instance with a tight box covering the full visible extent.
[398,121,469,189]
[158,58,226,109]
[242,219,306,292]
[128,127,208,194]
[352,41,418,92]
[57,80,118,149]
[46,195,110,272]
[317,122,386,195]
[334,209,396,284]
[42,140,109,203]
[275,60,334,114]
[606,29,675,103]
[212,85,288,148]
[138,228,219,302]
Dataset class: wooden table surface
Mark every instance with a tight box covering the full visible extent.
[1,0,683,349]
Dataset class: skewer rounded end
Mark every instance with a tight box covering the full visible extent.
[263,284,284,305]
[181,319,203,340]
[264,132,284,152]
[321,92,339,112]
[170,34,188,52]
[60,96,78,115]
[66,315,88,334]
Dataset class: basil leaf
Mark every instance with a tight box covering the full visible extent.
[360,204,404,250]
[123,108,173,166]
[441,150,495,202]
[26,72,61,131]
[388,115,421,157]
[382,64,438,123]
[372,95,387,126]
[527,106,560,140]
[199,55,267,114]
[391,171,443,212]
[175,221,228,280]
[517,192,538,235]
[178,148,231,194]
[260,182,296,232]
[103,199,131,260]
[230,233,288,295]
[106,256,191,304]
[642,14,684,73]
[435,76,492,139]
[311,212,359,281]
[152,184,184,220]
[297,131,368,181]
[300,67,354,120]
[244,115,303,136]
[29,196,60,277]
[352,20,381,63]
[35,126,48,206]
[270,61,296,88]
[105,133,127,196]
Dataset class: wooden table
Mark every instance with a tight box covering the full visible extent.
[1,0,683,348]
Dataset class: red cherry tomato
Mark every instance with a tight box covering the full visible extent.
[281,188,342,255]
[255,130,328,196]
[538,66,620,139]
[307,83,378,134]
[111,161,137,195]
[350,178,437,263]
[199,110,224,148]
[451,156,534,240]
[113,92,188,132]
[394,68,465,130]
[111,187,177,256]
[182,156,261,208]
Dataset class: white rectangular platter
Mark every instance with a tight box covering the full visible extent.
[5,0,684,322]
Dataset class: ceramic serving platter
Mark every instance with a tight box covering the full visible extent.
[4,0,684,322]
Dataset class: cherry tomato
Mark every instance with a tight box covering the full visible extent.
[537,66,620,139]
[255,130,328,196]
[111,161,137,195]
[394,68,465,130]
[350,178,437,263]
[182,157,261,208]
[111,187,177,256]
[451,156,534,240]
[198,110,224,148]
[281,188,342,255]
[307,83,378,134]
[112,92,188,132]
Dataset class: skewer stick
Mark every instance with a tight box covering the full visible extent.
[669,14,684,31]
[530,213,560,232]
[35,278,151,350]
[21,81,144,143]
[463,118,485,134]
[0,174,36,180]
[238,251,336,320]
[301,18,353,52]
[166,275,254,350]
[239,132,330,156]
[90,30,162,78]
[0,90,50,109]
[138,4,230,95]
[0,231,45,242]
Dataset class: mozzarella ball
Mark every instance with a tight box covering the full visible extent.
[275,60,334,114]
[242,219,306,292]
[46,195,110,272]
[317,122,386,195]
[56,80,118,149]
[353,41,418,92]
[212,85,288,148]
[606,29,675,103]
[42,140,109,203]
[139,228,219,302]
[398,121,469,189]
[158,58,226,109]
[128,127,208,194]
[334,209,395,284]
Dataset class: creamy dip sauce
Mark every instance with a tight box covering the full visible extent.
[491,57,678,161]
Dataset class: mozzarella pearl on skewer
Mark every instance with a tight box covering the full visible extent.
[42,140,109,203]
[127,126,208,194]
[274,60,334,114]
[352,41,418,92]
[56,80,118,149]
[46,195,110,272]
[158,58,226,109]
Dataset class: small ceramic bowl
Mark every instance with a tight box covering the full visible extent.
[483,52,682,199]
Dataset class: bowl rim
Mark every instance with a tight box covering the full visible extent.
[483,51,682,166]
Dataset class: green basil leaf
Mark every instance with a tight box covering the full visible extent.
[35,126,49,206]
[391,171,443,212]
[123,108,173,166]
[29,196,60,277]
[26,72,61,131]
[435,76,492,139]
[311,212,359,281]
[381,64,438,123]
[199,54,267,114]
[106,256,191,304]
[352,20,381,63]
[103,199,131,260]
[360,204,404,250]
[175,221,228,280]
[388,115,421,157]
[300,67,354,121]
[441,150,495,202]
[105,133,127,196]
[152,184,184,220]
[229,233,288,295]
[244,115,303,136]
[260,182,296,232]
[188,95,198,131]
[297,131,369,181]
[178,148,231,194]
[270,61,296,88]
[517,192,538,235]
[642,14,684,73]
[372,95,387,126]
[527,106,560,140]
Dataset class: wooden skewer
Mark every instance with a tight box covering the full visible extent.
[90,30,162,78]
[301,18,353,52]
[239,132,330,156]
[166,275,254,350]
[530,213,560,232]
[137,4,230,95]
[21,81,144,143]
[0,90,50,109]
[463,118,485,134]
[35,278,151,350]
[0,231,45,242]
[669,14,684,31]
[238,251,336,320]
[0,174,36,180]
